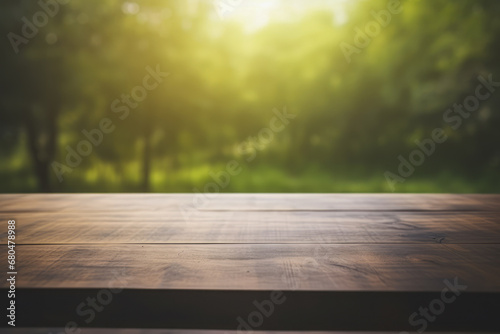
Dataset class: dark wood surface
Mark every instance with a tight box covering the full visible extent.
[1,193,499,212]
[1,211,500,244]
[3,243,500,291]
[0,194,499,331]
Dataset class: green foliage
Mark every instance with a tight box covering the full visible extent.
[0,0,499,192]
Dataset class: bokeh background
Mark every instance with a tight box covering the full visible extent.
[1,0,499,193]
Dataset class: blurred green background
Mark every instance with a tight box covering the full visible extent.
[1,0,499,193]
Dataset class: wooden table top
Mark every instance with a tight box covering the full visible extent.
[1,194,499,331]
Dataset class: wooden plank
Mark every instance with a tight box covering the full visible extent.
[0,194,499,212]
[1,211,499,244]
[1,194,498,331]
[3,244,499,292]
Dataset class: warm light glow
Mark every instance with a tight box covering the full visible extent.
[218,0,351,31]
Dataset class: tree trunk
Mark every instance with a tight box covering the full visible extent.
[34,161,51,192]
[24,105,58,192]
[141,132,151,192]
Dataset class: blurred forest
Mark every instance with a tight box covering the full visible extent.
[0,0,499,193]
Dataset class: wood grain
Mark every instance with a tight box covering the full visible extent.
[1,211,499,244]
[2,243,499,292]
[1,194,499,212]
[0,194,499,331]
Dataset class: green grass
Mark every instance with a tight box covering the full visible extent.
[2,136,498,193]
[1,155,498,193]
[182,164,499,193]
